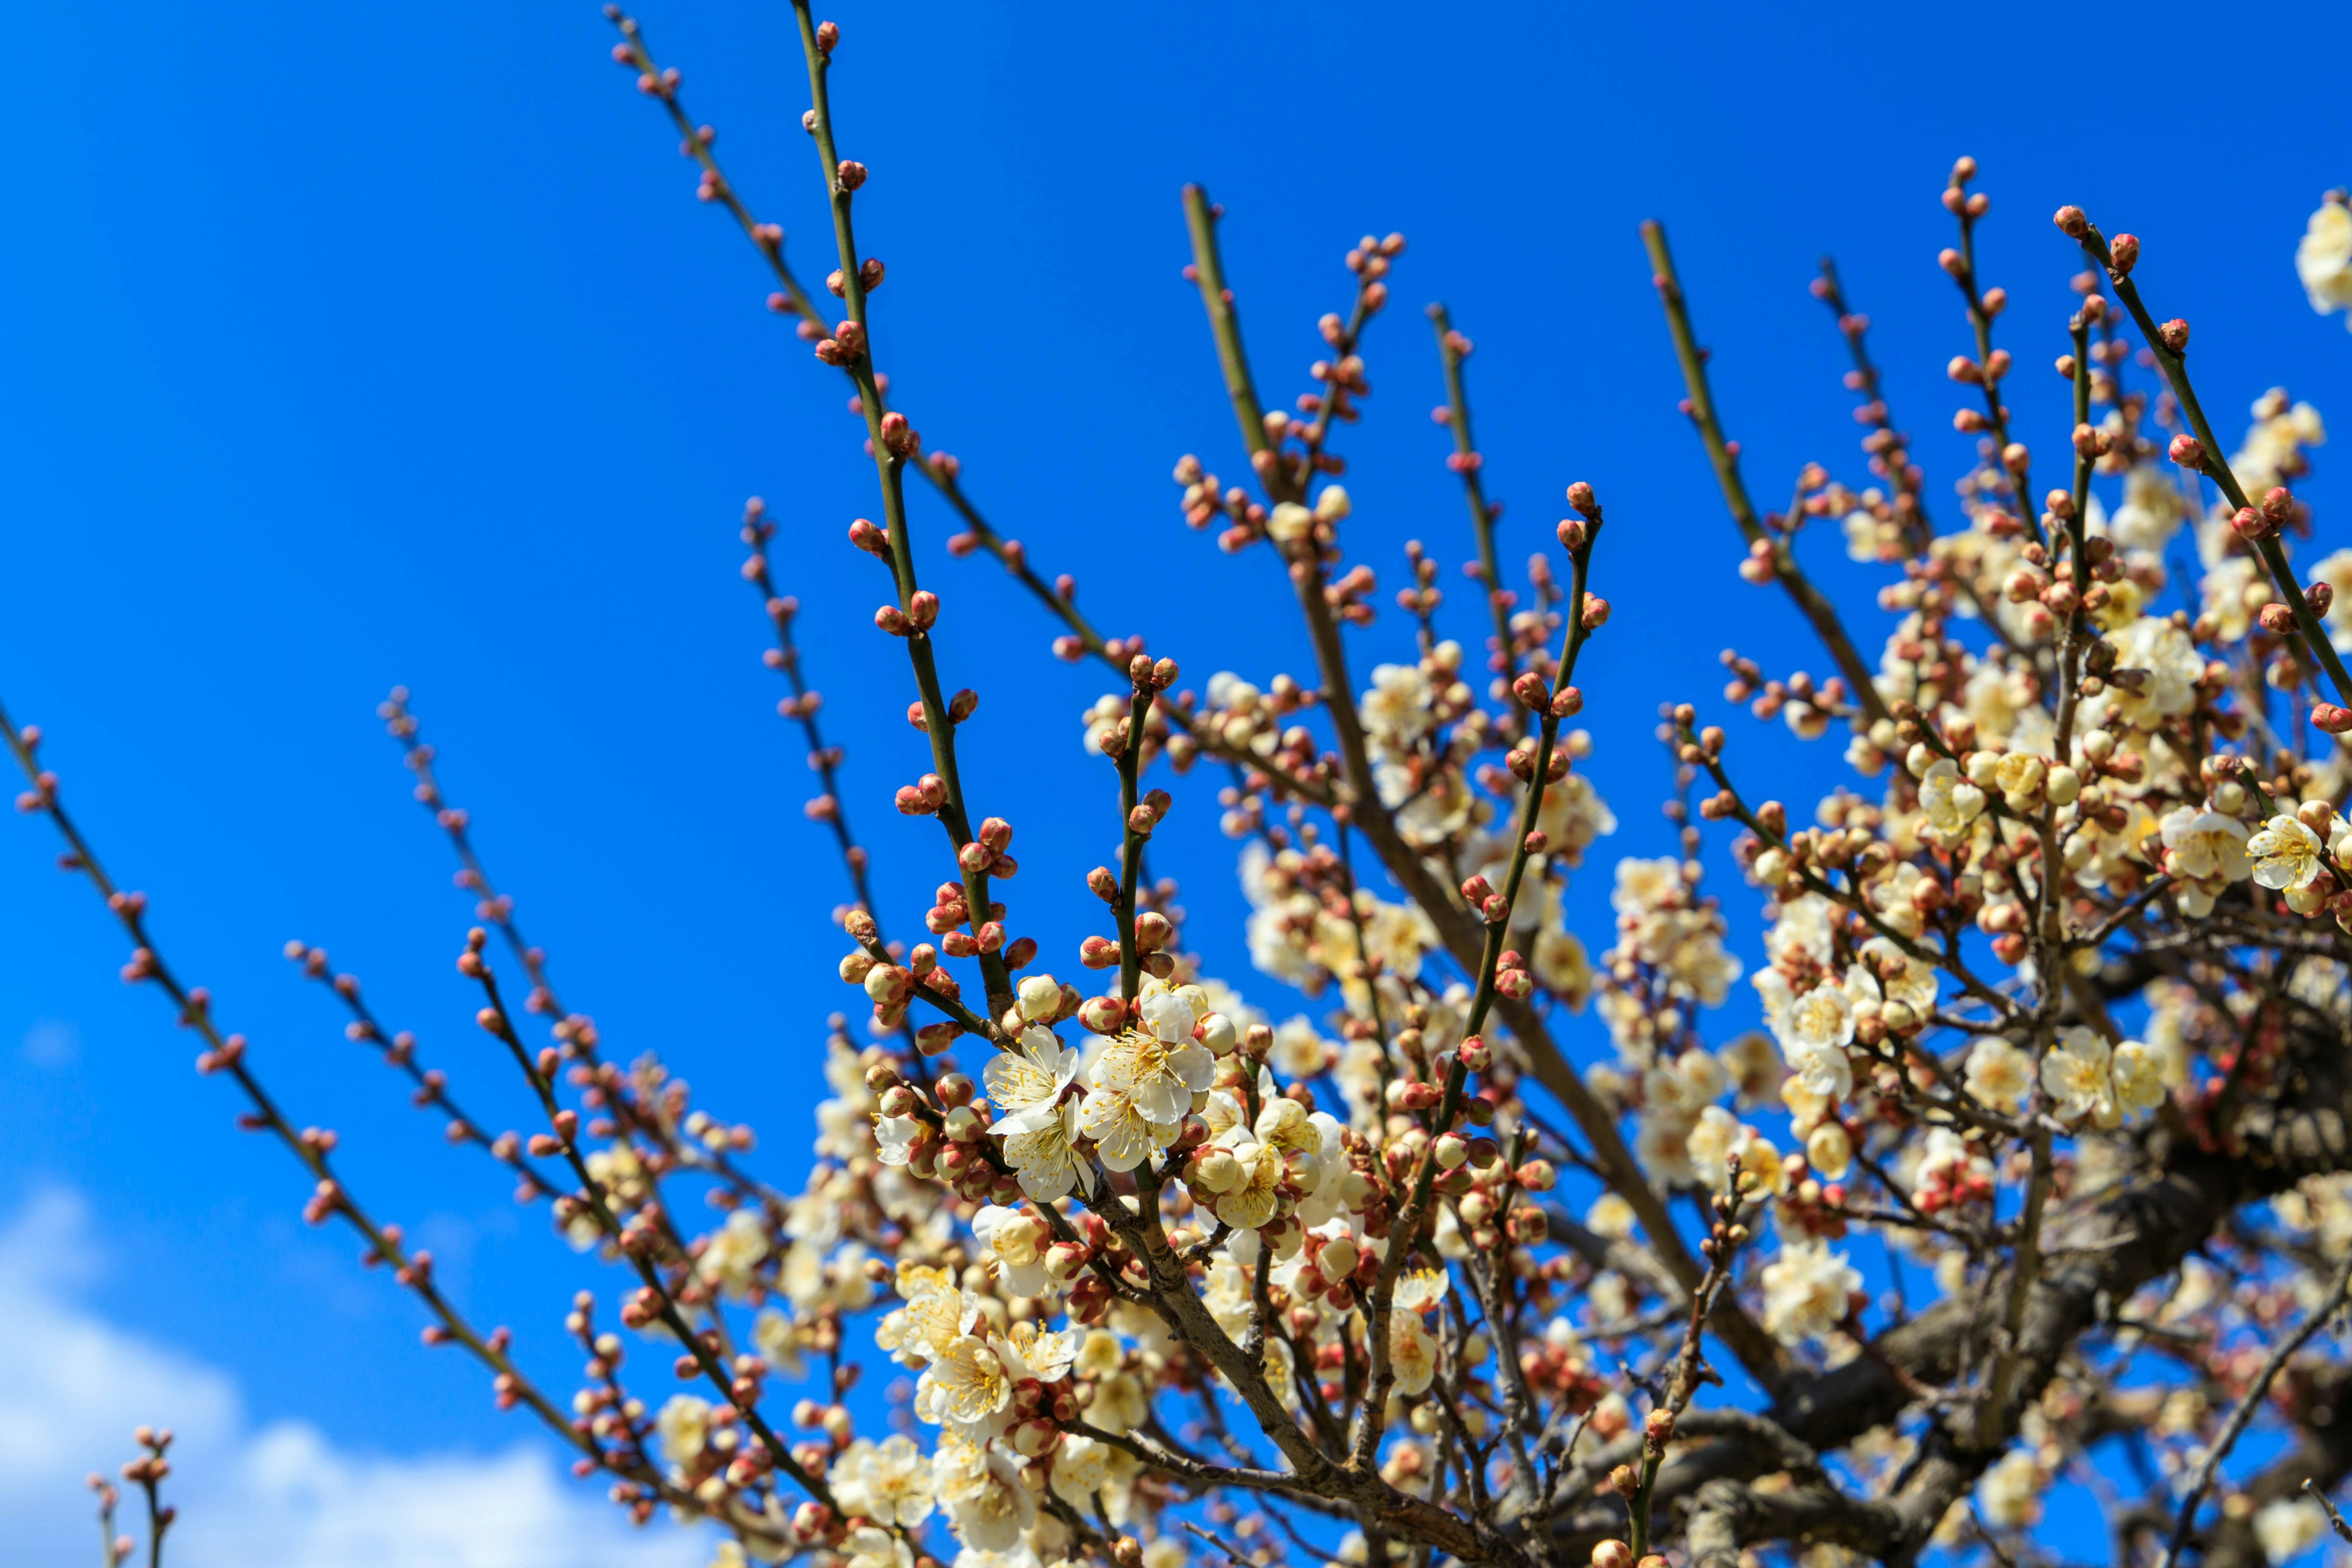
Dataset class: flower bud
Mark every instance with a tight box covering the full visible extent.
[2108,233,2139,275]
[1197,1012,1239,1055]
[1191,1148,1242,1193]
[1017,973,1063,1022]
[2053,205,2089,238]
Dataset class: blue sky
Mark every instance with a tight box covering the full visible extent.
[4,0,2350,1558]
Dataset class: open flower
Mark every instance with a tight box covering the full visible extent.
[2109,1039,2170,1118]
[1206,1129,1285,1231]
[844,1527,914,1568]
[971,1204,1051,1297]
[831,1434,933,1527]
[938,1441,1035,1551]
[2161,806,2252,885]
[1001,1098,1090,1200]
[1390,1313,1439,1395]
[1755,969,1855,1102]
[1760,1241,1860,1345]
[1093,1025,1213,1125]
[1918,757,1987,839]
[2298,196,2352,326]
[1964,1036,2033,1114]
[2248,814,2325,891]
[1079,1084,1180,1172]
[1002,1319,1077,1382]
[2040,1027,2120,1127]
[982,1026,1082,1132]
[914,1332,1012,1428]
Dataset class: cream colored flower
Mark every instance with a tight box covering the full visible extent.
[1754,969,1855,1102]
[876,1266,974,1365]
[2106,614,2207,728]
[2297,197,2352,327]
[1760,1241,1860,1345]
[2160,807,2252,883]
[831,1434,934,1527]
[1078,1084,1179,1172]
[971,1204,1050,1297]
[1805,1121,1852,1180]
[1207,1130,1284,1231]
[914,1332,1012,1428]
[752,1306,805,1381]
[1093,1024,1213,1125]
[1992,750,2045,807]
[695,1207,769,1299]
[2110,1040,2169,1117]
[1964,1036,2033,1114]
[2201,556,2263,643]
[2103,464,2193,552]
[2248,813,2325,891]
[1534,926,1594,1009]
[1360,663,1436,753]
[1003,1099,1090,1201]
[1390,1313,1439,1395]
[1918,758,1986,839]
[2255,1497,2328,1566]
[1049,1433,1116,1509]
[2040,1027,2119,1128]
[984,1026,1081,1131]
[845,1526,914,1568]
[939,1442,1036,1551]
[655,1393,712,1465]
[1004,1319,1078,1382]
[1977,1448,2044,1531]
[1085,1371,1150,1434]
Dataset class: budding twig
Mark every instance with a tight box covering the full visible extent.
[1428,304,1521,707]
[2059,208,2352,709]
[1639,221,1891,725]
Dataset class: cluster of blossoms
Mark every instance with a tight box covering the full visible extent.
[18,19,2352,1568]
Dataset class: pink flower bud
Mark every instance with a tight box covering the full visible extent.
[2053,205,2089,238]
[2168,434,2206,470]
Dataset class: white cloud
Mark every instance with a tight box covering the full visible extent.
[0,1188,703,1568]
